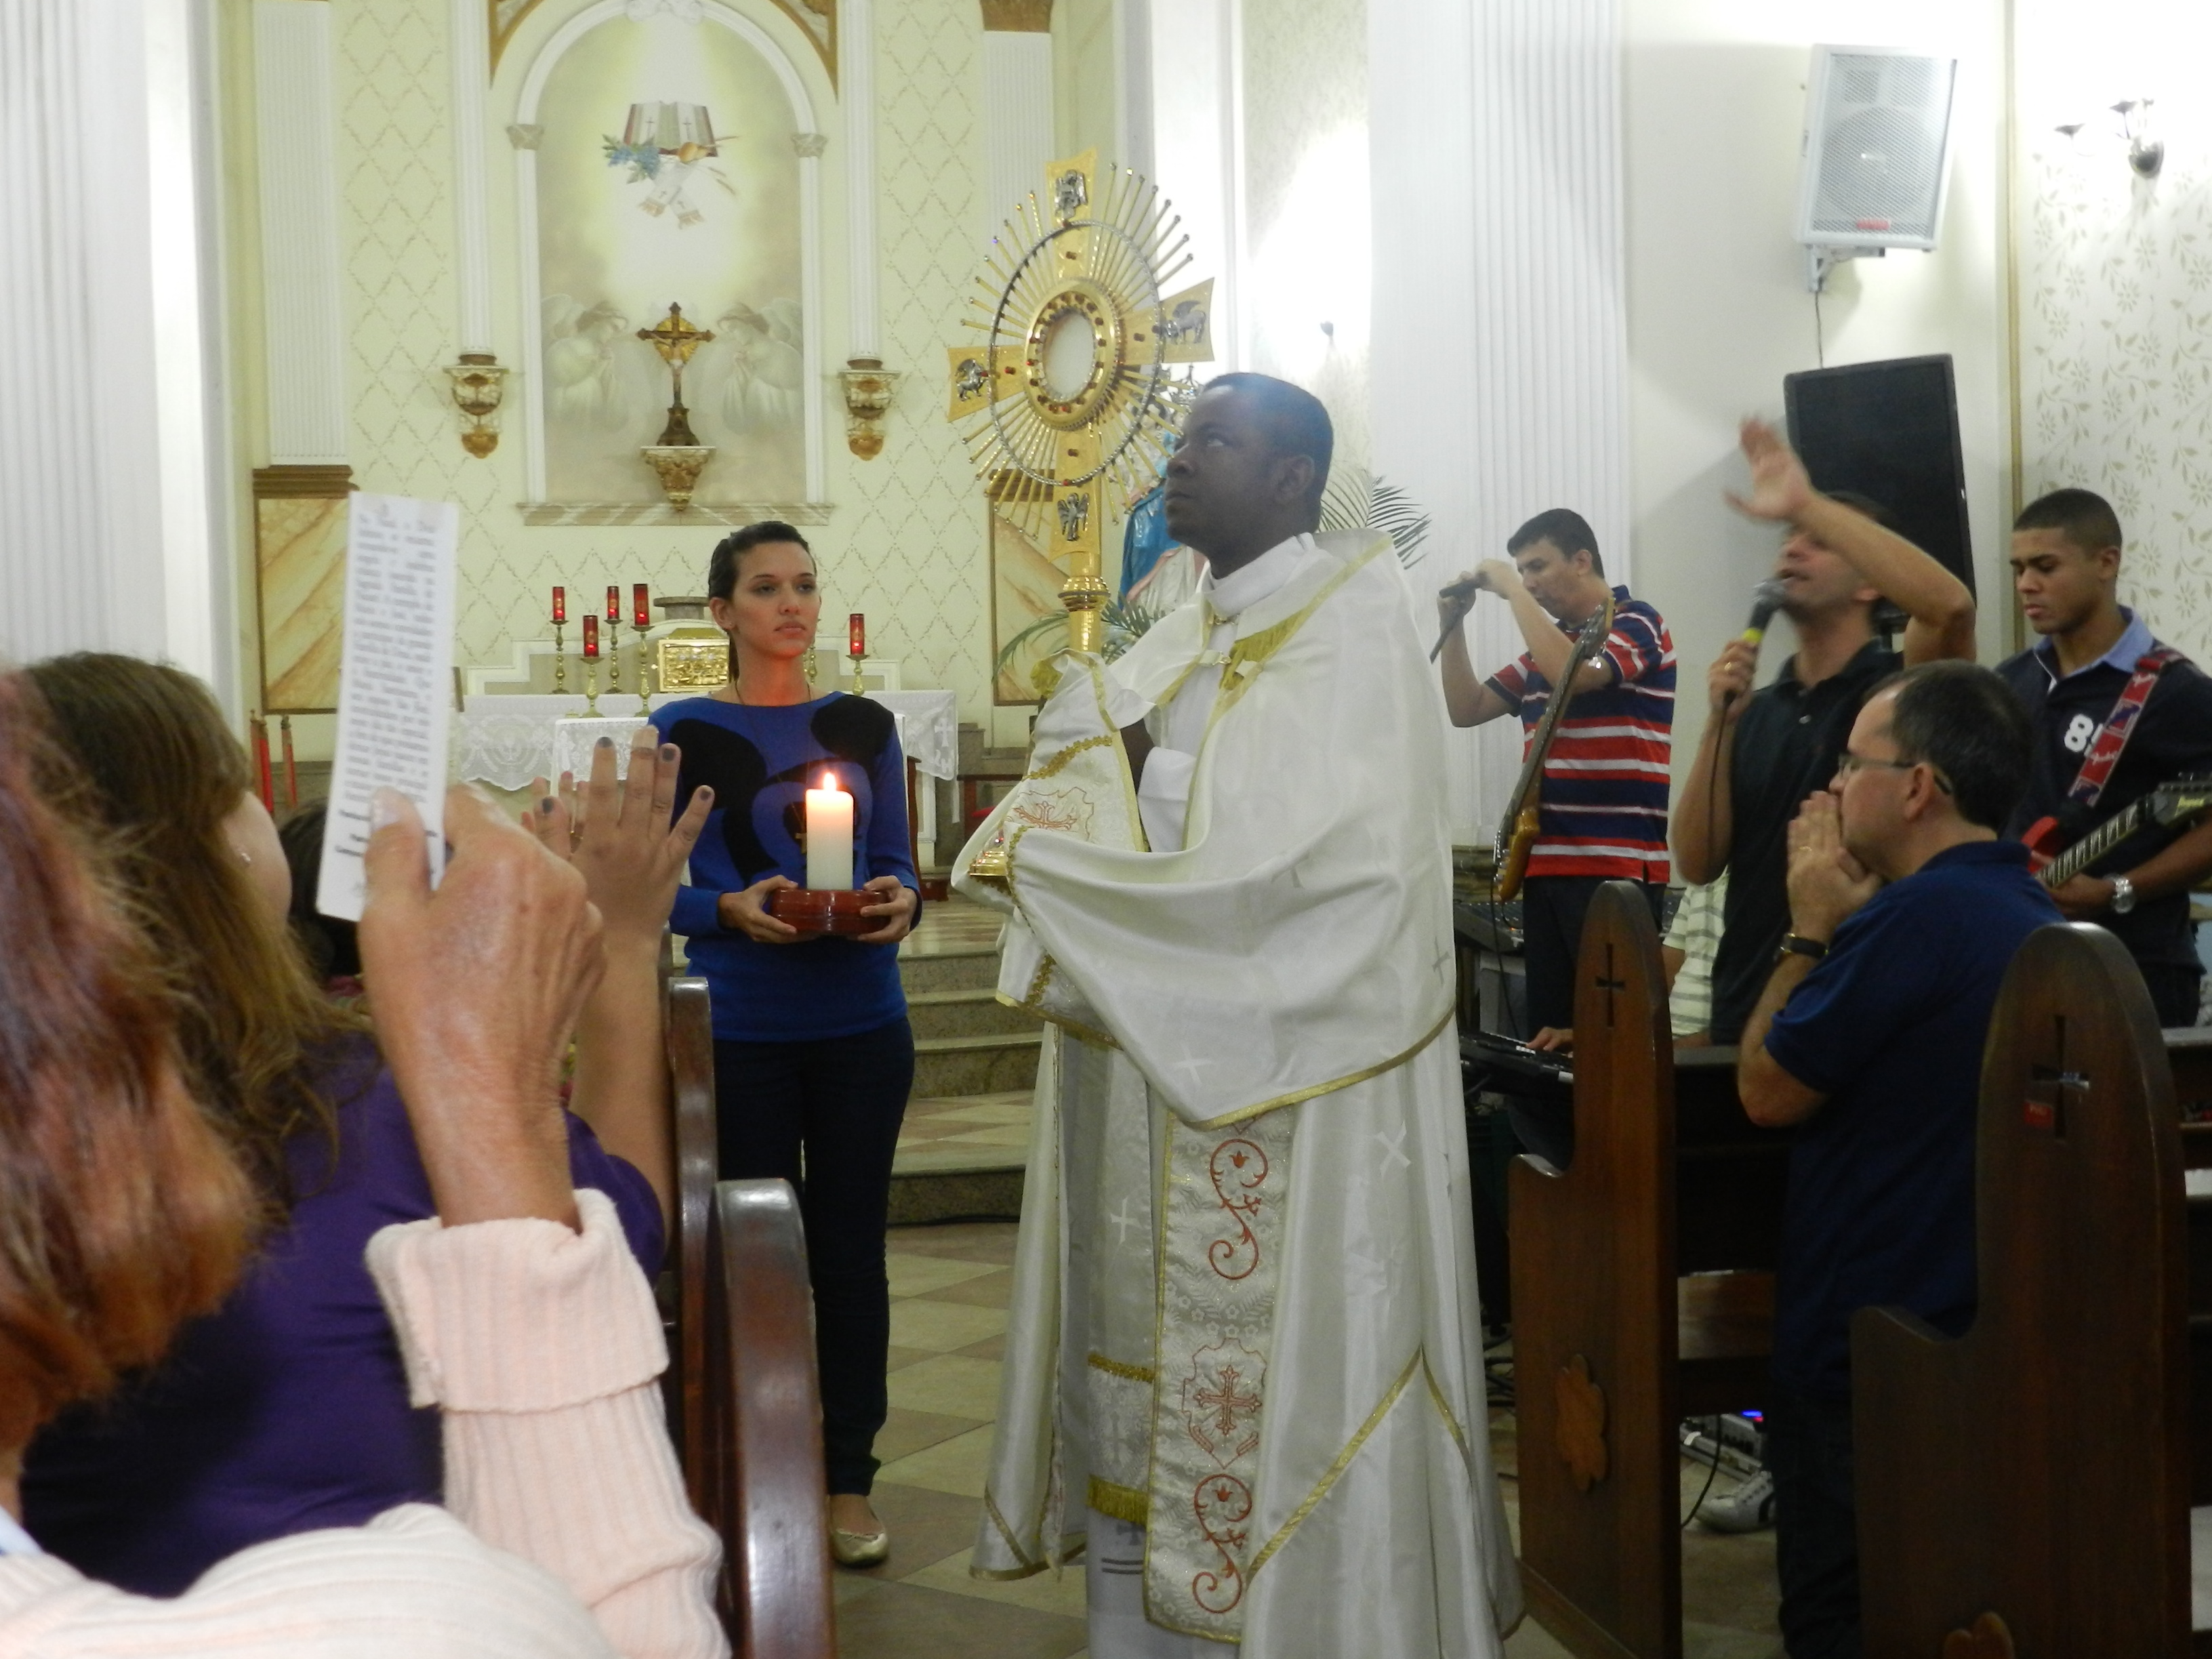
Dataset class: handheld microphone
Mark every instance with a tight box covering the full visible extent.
[1429,575,1481,661]
[1741,578,1788,647]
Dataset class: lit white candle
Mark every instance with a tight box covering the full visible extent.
[804,771,855,890]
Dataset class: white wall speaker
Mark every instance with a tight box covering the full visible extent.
[1795,45,1959,254]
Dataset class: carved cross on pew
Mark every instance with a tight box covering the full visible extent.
[2024,1012,2089,1137]
[1593,941,1629,1028]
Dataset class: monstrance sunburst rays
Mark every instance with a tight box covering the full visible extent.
[945,148,1215,655]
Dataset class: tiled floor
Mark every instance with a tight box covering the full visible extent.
[841,1220,1784,1659]
[894,1092,1036,1174]
[902,898,1007,957]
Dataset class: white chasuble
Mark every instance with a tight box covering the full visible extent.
[958,531,1520,1656]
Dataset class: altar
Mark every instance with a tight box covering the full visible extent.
[451,688,959,857]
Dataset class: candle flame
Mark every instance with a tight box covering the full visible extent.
[821,771,834,792]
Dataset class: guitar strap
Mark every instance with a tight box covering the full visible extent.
[2064,647,2183,811]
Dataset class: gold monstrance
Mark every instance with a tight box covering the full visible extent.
[944,149,1215,657]
[638,302,716,508]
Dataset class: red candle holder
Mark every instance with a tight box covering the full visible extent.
[766,888,876,937]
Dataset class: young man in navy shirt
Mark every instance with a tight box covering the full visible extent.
[2000,488,2212,1026]
[1737,662,2062,1659]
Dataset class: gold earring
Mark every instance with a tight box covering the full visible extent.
[804,646,819,683]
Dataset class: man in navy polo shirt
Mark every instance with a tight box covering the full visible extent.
[1737,661,2061,1659]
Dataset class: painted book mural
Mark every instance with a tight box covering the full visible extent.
[534,11,804,504]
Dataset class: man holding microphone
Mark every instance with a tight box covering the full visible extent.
[1671,420,1978,1046]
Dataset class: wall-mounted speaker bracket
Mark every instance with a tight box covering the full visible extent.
[1805,245,1887,294]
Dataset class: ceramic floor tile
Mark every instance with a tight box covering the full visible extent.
[886,1222,1021,1264]
[873,1406,987,1465]
[885,1343,937,1373]
[890,1299,1010,1353]
[937,1125,1036,1147]
[874,1422,998,1497]
[903,1546,1088,1619]
[886,1353,1004,1418]
[918,1268,1013,1308]
[954,1332,1007,1361]
[830,1579,1087,1659]
[925,1102,1035,1125]
[840,1480,987,1582]
[888,1252,1005,1298]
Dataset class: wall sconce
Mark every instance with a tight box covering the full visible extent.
[443,353,508,457]
[2056,100,2163,179]
[840,358,901,459]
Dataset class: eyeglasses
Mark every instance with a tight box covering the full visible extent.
[1836,751,1954,795]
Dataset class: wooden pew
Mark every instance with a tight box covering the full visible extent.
[1853,925,2199,1656]
[661,972,837,1656]
[1508,880,1792,1659]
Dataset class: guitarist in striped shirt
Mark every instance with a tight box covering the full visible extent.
[2000,489,2212,1026]
[1439,510,1675,1161]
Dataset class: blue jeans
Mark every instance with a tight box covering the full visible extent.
[713,1018,915,1494]
[1767,1388,1862,1659]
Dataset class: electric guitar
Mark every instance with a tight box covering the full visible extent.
[2028,777,2212,890]
[1492,596,1616,903]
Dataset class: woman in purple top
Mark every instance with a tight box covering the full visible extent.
[15,657,697,1597]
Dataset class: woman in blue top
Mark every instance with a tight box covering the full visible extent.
[651,520,919,1564]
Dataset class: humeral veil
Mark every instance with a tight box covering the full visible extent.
[954,529,1521,1655]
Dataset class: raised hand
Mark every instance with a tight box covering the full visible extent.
[528,733,711,947]
[361,785,600,1228]
[1707,639,1759,726]
[1726,418,1814,525]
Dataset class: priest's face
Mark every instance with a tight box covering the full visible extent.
[1162,388,1311,560]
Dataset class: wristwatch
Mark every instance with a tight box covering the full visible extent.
[2110,875,2138,916]
[1776,933,1830,964]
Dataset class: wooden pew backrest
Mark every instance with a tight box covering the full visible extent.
[710,1178,835,1659]
[1853,921,2190,1656]
[665,975,718,1513]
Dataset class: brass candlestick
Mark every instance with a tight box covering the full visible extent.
[552,621,568,694]
[633,617,655,716]
[605,617,626,705]
[581,653,602,716]
[849,644,866,695]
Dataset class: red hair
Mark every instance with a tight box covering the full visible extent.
[0,673,254,1445]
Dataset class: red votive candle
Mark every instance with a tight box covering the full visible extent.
[552,586,567,624]
[605,586,620,623]
[848,613,866,657]
[582,614,600,659]
[633,583,651,628]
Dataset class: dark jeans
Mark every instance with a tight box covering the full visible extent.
[1767,1389,1862,1659]
[1510,875,1665,1168]
[2140,962,2204,1029]
[713,1019,915,1496]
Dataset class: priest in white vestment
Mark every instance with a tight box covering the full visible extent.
[956,374,1520,1658]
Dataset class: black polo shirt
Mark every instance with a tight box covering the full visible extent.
[1996,640,2212,975]
[1708,639,1901,1044]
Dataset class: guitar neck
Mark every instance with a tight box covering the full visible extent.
[1498,603,1615,828]
[2042,802,2142,888]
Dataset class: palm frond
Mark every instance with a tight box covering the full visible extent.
[1318,470,1433,569]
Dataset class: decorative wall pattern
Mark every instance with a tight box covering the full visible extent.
[2014,14,2212,665]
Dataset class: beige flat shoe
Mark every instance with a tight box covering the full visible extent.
[830,1524,890,1568]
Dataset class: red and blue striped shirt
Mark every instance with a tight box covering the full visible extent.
[1483,586,1675,882]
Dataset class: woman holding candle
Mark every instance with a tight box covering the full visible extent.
[650,520,919,1567]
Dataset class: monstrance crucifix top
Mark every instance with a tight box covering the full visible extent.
[944,148,1216,655]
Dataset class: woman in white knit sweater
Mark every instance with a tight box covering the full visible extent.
[0,673,725,1659]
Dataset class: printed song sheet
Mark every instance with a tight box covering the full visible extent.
[316,494,459,922]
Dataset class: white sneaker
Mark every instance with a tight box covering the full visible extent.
[1697,1468,1775,1533]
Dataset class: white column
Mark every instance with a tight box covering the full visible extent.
[449,0,493,355]
[0,0,221,677]
[255,1,350,464]
[1370,0,1629,839]
[1139,0,1243,367]
[981,30,1056,226]
[840,0,881,361]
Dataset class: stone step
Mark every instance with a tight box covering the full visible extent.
[912,1029,1042,1097]
[897,944,1000,997]
[905,987,1042,1041]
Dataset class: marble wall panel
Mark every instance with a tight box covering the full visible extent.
[255,492,348,711]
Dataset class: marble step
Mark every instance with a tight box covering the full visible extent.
[905,987,1042,1041]
[896,943,999,997]
[912,1029,1042,1098]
